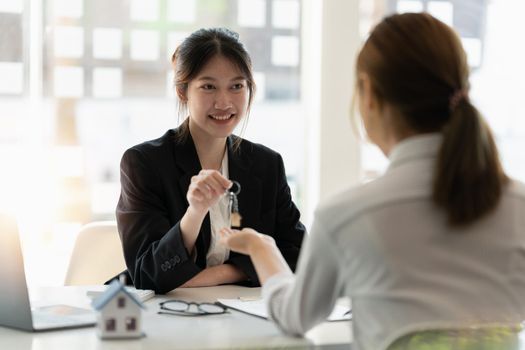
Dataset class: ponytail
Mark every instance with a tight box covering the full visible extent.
[433,98,508,226]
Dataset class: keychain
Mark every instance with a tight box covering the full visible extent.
[228,181,242,229]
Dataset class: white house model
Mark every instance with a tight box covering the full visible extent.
[91,280,145,339]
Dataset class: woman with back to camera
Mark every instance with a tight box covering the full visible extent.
[116,28,305,294]
[220,13,525,350]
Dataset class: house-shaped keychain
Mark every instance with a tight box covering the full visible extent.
[91,280,145,339]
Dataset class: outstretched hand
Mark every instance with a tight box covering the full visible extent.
[220,227,290,285]
[219,227,275,256]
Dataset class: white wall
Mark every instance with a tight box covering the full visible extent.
[303,0,362,225]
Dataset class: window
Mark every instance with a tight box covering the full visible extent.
[105,318,116,331]
[126,317,137,331]
[41,0,302,100]
[0,1,25,96]
[118,296,126,308]
[358,0,525,185]
[0,0,306,288]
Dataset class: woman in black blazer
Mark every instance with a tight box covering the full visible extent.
[116,28,305,294]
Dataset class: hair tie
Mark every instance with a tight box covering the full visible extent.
[449,89,468,112]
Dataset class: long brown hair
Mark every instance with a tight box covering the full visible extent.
[357,13,507,226]
[171,28,256,150]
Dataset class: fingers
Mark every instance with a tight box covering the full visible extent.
[219,227,233,237]
[219,227,240,239]
[219,227,232,246]
[219,227,241,240]
[218,227,267,256]
[191,170,232,198]
[206,170,233,189]
[187,183,207,202]
[186,172,230,213]
[219,227,233,235]
[196,170,232,189]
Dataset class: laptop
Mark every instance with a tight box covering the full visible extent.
[0,214,96,331]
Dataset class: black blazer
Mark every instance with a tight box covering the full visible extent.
[116,128,306,293]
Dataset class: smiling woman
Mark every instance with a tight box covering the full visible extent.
[183,55,250,141]
[0,0,306,289]
[115,28,305,294]
[172,28,257,150]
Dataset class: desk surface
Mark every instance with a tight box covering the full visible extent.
[0,285,352,349]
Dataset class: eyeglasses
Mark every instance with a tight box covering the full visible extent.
[158,300,228,317]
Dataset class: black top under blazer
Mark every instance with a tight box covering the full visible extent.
[116,128,306,293]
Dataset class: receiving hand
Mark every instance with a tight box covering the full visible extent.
[187,170,232,214]
[220,227,287,284]
[219,227,275,256]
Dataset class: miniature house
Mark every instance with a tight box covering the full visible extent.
[91,280,145,339]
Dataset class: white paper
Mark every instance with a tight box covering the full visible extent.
[217,298,351,321]
[87,287,154,302]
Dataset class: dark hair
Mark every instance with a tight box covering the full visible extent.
[357,13,507,226]
[171,28,256,149]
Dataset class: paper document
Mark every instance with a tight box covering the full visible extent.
[87,287,154,302]
[217,298,351,321]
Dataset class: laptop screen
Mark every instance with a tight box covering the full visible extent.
[0,213,36,330]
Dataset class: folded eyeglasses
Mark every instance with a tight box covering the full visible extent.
[158,300,228,316]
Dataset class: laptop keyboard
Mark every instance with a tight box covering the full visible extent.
[32,305,96,329]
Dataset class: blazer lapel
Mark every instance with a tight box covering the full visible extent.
[227,136,262,226]
[173,133,201,204]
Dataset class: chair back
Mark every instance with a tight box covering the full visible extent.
[387,324,523,350]
[65,221,126,285]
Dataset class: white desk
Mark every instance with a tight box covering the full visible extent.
[0,285,352,349]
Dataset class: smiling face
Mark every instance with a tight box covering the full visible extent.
[182,54,249,142]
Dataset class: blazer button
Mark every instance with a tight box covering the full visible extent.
[165,261,171,269]
[169,258,175,266]
[174,255,181,263]
[161,263,167,272]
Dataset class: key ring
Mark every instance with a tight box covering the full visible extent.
[229,181,241,195]
[228,181,242,229]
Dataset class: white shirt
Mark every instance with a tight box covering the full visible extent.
[262,134,525,350]
[206,151,231,267]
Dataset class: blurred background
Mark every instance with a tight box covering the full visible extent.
[0,0,524,287]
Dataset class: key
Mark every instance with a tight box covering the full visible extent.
[229,181,242,230]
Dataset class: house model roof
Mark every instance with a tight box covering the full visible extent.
[92,280,145,310]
